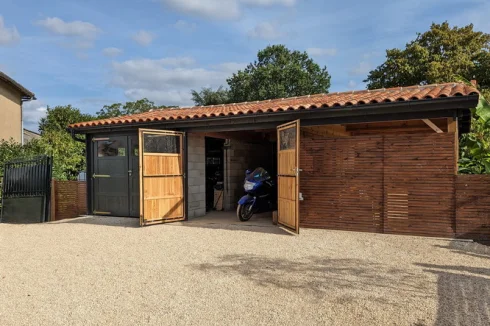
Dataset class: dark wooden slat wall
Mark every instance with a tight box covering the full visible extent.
[300,136,384,233]
[383,134,455,237]
[300,132,458,238]
[456,175,490,241]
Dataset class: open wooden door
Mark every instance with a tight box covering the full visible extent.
[139,129,185,226]
[277,120,300,233]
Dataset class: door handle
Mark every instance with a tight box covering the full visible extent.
[93,174,110,178]
[128,170,132,176]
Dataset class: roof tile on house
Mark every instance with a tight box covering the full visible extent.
[70,83,479,129]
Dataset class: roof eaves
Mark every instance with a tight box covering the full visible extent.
[0,71,36,99]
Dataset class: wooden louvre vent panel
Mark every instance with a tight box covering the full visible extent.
[300,132,456,238]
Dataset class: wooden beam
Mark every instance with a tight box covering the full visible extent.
[448,118,459,175]
[422,119,444,133]
[303,125,351,137]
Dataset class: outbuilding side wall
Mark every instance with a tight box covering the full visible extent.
[300,132,458,238]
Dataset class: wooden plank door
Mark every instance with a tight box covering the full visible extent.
[139,129,185,226]
[277,120,300,233]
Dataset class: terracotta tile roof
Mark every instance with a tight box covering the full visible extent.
[70,83,479,129]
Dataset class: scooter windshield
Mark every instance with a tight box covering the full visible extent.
[246,167,271,182]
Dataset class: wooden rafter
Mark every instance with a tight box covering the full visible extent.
[422,119,444,133]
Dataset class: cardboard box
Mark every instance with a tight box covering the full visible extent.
[213,190,224,211]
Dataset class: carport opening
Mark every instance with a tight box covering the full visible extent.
[203,131,277,218]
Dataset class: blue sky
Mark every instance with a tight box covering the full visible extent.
[1,0,489,130]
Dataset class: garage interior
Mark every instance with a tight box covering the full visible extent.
[201,131,277,216]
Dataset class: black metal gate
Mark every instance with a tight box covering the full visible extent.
[0,156,53,223]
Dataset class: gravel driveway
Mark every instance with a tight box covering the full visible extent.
[0,216,489,326]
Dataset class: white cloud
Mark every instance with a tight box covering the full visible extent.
[247,22,282,40]
[102,47,123,57]
[36,17,99,39]
[23,100,47,132]
[131,30,154,46]
[349,61,372,76]
[160,0,241,20]
[173,20,197,32]
[0,16,20,46]
[242,0,296,6]
[160,0,295,20]
[307,47,338,57]
[111,57,239,106]
[124,89,193,107]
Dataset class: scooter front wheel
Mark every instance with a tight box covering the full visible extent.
[237,203,254,221]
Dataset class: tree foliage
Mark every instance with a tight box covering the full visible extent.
[459,91,490,174]
[191,86,229,106]
[1,105,91,180]
[227,45,331,103]
[0,139,44,176]
[39,105,94,134]
[96,98,175,119]
[365,22,490,174]
[365,22,490,94]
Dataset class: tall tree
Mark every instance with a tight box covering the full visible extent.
[365,22,490,94]
[364,22,490,174]
[227,45,331,103]
[191,86,229,106]
[96,98,176,119]
[37,105,92,180]
[39,105,93,134]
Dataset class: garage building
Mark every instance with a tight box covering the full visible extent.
[69,83,479,236]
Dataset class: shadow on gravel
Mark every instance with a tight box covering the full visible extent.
[433,241,490,260]
[56,216,140,228]
[416,263,490,326]
[192,255,431,305]
[179,222,293,236]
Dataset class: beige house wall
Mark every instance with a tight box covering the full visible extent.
[0,80,22,143]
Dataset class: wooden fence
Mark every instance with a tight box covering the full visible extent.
[456,175,490,241]
[50,180,87,221]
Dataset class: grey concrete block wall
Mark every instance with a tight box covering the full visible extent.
[223,139,274,210]
[187,134,206,218]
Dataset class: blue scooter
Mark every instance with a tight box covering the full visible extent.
[237,167,276,221]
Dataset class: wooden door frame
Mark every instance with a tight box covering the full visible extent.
[276,120,300,234]
[139,128,186,226]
